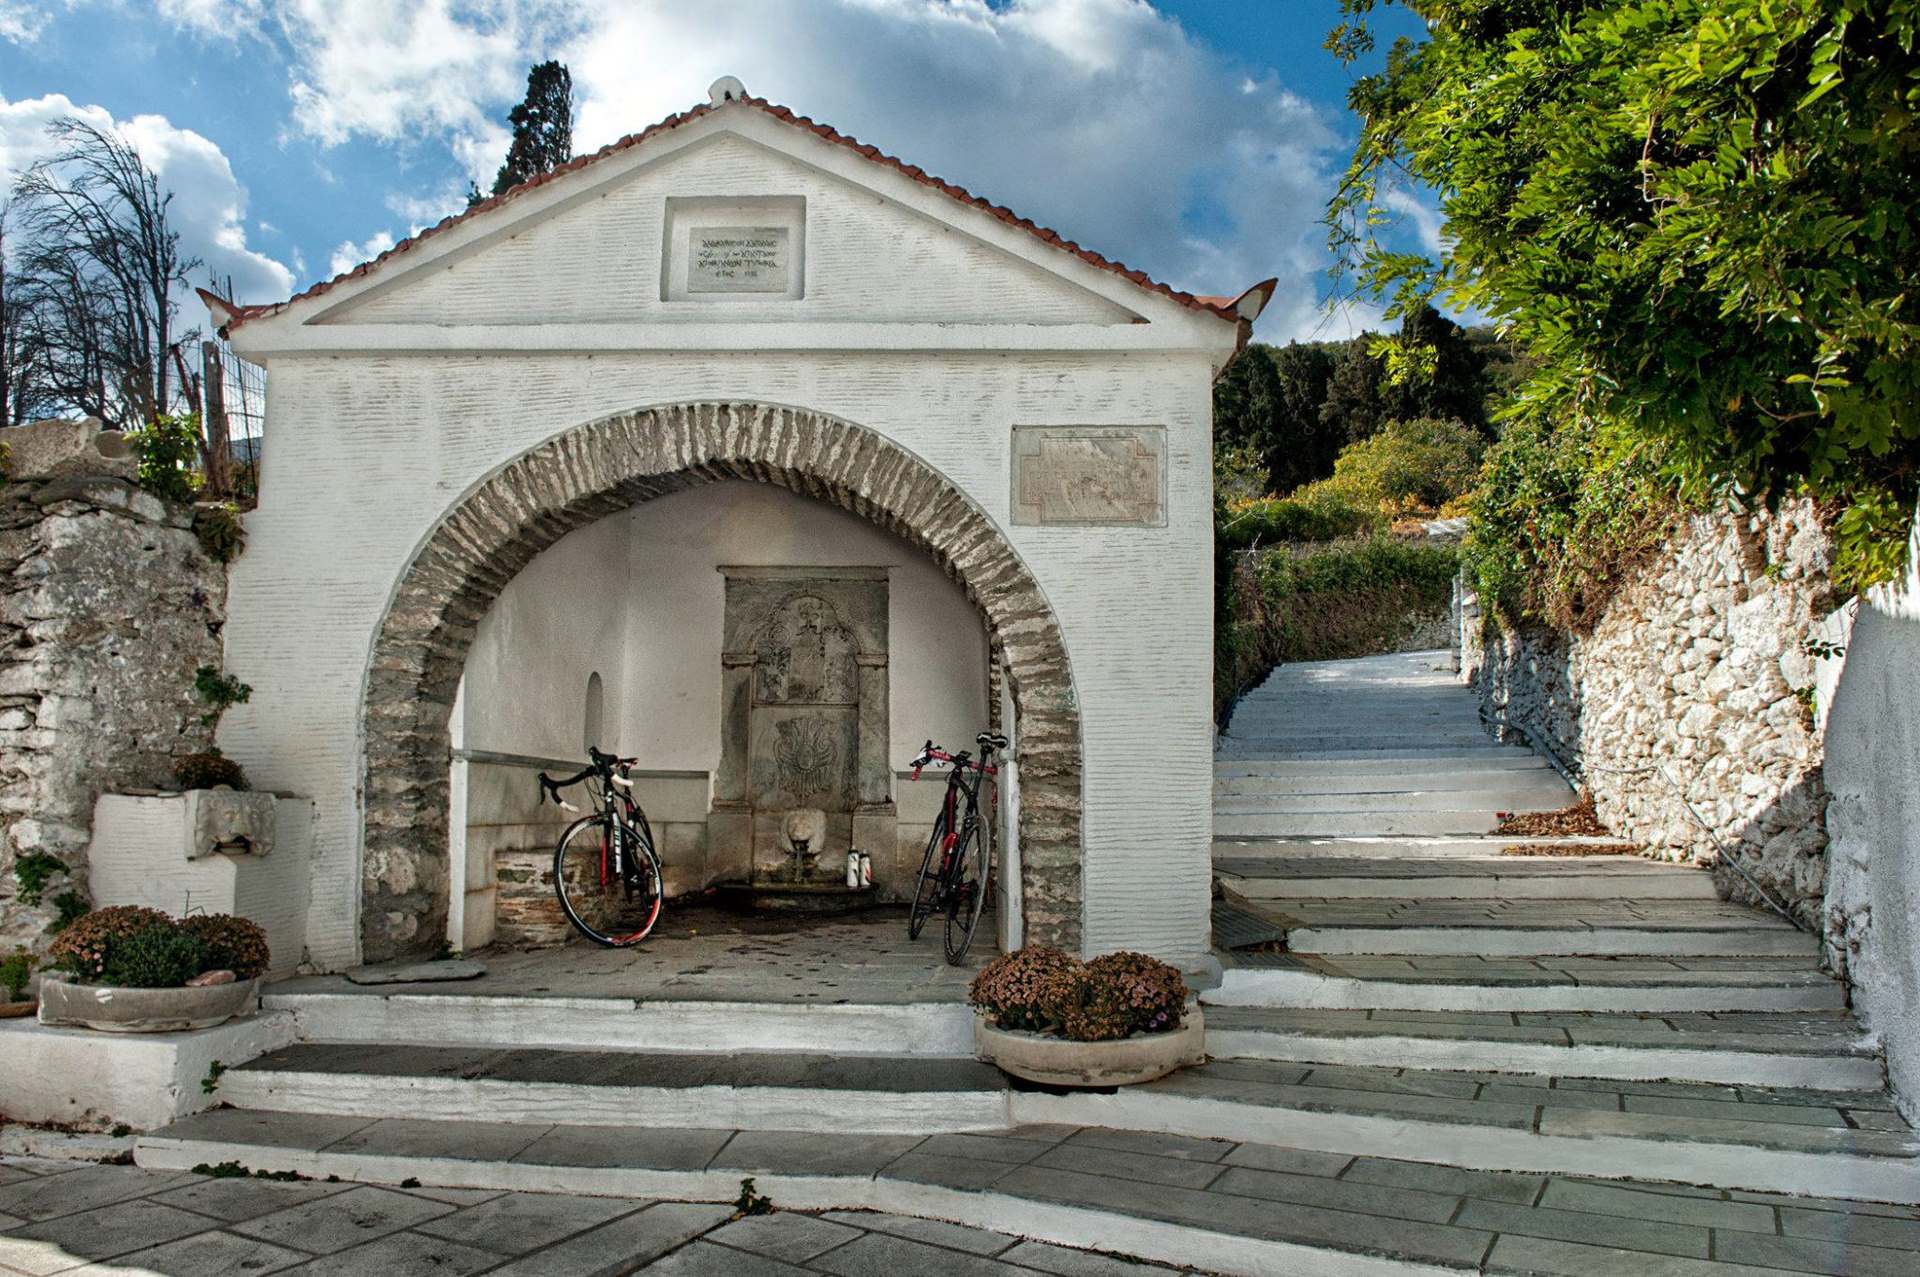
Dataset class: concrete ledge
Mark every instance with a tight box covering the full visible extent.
[0,1011,296,1130]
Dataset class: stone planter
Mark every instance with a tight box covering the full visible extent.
[37,977,258,1033]
[974,1007,1206,1088]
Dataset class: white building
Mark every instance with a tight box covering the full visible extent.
[205,80,1272,973]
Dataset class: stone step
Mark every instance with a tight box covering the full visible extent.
[1203,1006,1885,1090]
[1217,732,1501,754]
[1216,856,1719,901]
[132,1110,1920,1277]
[1215,811,1508,838]
[1213,788,1579,817]
[1237,898,1816,959]
[1216,752,1551,776]
[1205,958,1847,1014]
[217,1043,1009,1135]
[266,990,976,1057]
[1213,836,1621,859]
[1213,771,1572,796]
[1027,1059,1920,1205]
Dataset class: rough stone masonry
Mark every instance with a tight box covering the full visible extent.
[0,420,226,952]
[1464,501,1835,930]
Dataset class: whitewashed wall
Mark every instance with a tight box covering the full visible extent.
[220,351,1218,969]
[455,480,991,930]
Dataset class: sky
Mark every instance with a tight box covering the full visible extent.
[0,0,1435,341]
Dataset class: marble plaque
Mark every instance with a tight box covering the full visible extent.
[1011,425,1167,527]
[688,226,790,294]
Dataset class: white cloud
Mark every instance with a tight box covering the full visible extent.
[162,0,1355,337]
[0,0,57,44]
[385,187,466,233]
[1382,186,1446,257]
[0,93,295,306]
[328,229,395,277]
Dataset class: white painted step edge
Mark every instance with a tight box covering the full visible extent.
[131,1137,1452,1277]
[1204,968,1846,1014]
[1219,875,1717,901]
[1287,927,1815,958]
[217,1069,1009,1136]
[1018,1091,1920,1206]
[1203,1028,1886,1091]
[266,993,977,1056]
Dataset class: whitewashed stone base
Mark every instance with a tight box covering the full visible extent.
[0,1010,295,1130]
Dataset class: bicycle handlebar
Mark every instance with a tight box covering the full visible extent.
[538,748,639,812]
[909,733,1003,780]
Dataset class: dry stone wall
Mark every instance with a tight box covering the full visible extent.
[0,454,227,953]
[1464,502,1835,930]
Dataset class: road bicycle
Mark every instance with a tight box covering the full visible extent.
[538,746,664,947]
[907,731,1006,964]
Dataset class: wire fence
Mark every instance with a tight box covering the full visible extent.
[200,332,264,503]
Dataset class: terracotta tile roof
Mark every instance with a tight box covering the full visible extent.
[206,96,1274,333]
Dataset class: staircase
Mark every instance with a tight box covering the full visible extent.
[1202,649,1916,1207]
[124,650,1919,1275]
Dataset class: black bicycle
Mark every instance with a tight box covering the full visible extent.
[538,746,664,947]
[907,732,1006,964]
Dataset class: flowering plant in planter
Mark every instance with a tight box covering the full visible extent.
[40,906,269,1032]
[968,945,1203,1087]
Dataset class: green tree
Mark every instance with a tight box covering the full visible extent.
[492,61,576,197]
[1329,0,1920,589]
[1272,341,1343,488]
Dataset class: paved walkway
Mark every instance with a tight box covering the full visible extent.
[0,1155,1188,1276]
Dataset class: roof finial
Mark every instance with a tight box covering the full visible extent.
[709,76,748,106]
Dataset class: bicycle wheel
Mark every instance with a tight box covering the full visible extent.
[943,809,992,965]
[908,809,948,941]
[553,814,663,947]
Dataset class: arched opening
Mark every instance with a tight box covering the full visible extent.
[360,402,1083,962]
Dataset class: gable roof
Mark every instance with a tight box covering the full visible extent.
[203,94,1275,333]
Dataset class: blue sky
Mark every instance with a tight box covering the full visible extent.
[0,0,1433,340]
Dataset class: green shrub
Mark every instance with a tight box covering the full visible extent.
[1294,418,1487,517]
[98,923,207,989]
[180,913,270,980]
[128,413,203,504]
[173,750,248,791]
[191,502,247,564]
[1251,535,1460,664]
[0,949,32,1001]
[1463,414,1681,633]
[192,665,252,728]
[12,850,67,906]
[1218,490,1380,551]
[48,890,88,934]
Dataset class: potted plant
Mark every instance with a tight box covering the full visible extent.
[1,948,34,1018]
[969,945,1206,1087]
[38,906,270,1032]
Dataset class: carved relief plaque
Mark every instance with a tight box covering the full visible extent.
[1011,425,1167,527]
[712,568,893,887]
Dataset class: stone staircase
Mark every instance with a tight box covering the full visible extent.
[123,649,1919,1275]
[1201,649,1917,1211]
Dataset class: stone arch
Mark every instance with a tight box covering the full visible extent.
[360,402,1082,961]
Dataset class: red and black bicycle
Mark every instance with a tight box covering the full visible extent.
[907,731,1006,964]
[538,746,664,947]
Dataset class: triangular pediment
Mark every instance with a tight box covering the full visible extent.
[313,127,1147,328]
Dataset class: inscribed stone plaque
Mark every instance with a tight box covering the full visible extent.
[688,226,790,294]
[1011,425,1167,527]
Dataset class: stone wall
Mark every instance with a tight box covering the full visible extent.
[0,433,227,953]
[1464,502,1835,929]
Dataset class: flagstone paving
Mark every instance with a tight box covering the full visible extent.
[70,1108,1920,1275]
[0,1155,1193,1277]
